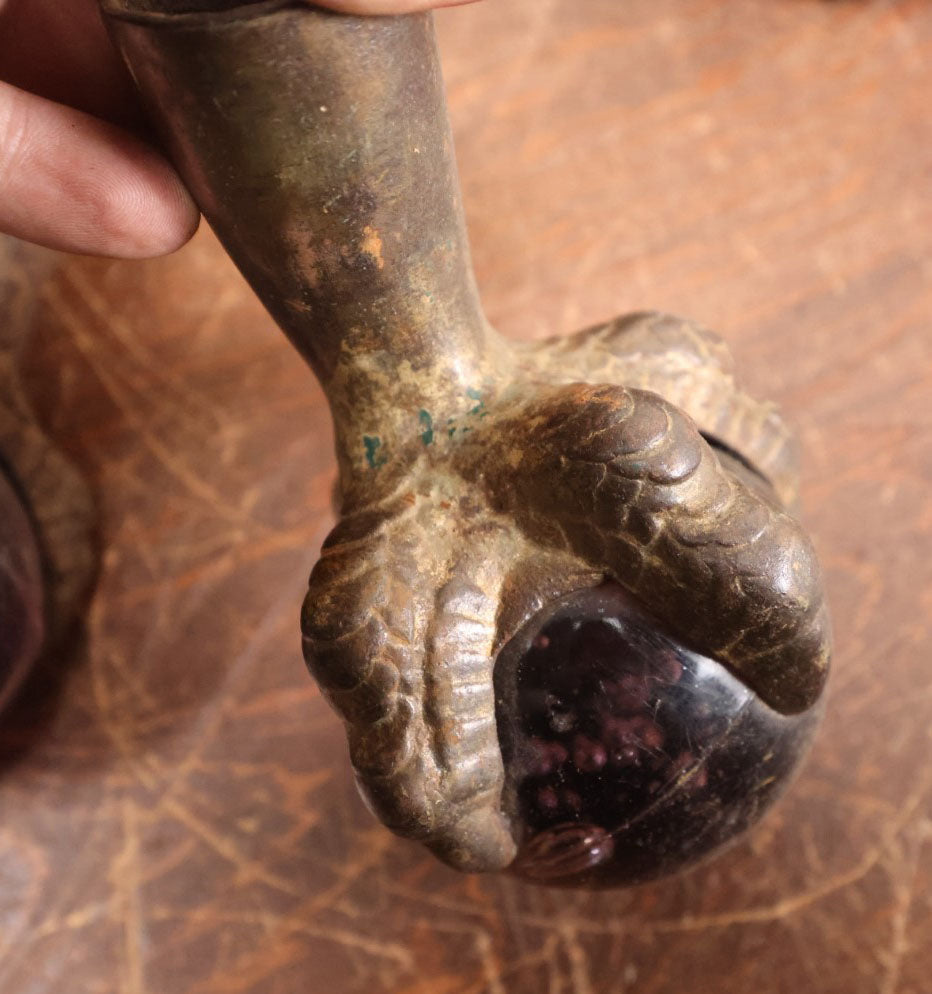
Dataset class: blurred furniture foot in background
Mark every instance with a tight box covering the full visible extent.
[0,238,95,724]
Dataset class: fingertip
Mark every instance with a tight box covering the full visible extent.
[95,140,201,259]
[0,81,200,259]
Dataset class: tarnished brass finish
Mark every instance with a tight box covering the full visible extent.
[102,1,831,875]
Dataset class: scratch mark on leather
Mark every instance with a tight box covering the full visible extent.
[45,282,260,528]
[116,801,147,994]
[560,923,594,994]
[161,796,301,897]
[878,825,926,994]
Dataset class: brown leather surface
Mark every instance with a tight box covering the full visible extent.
[1,0,931,990]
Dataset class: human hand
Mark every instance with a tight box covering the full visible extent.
[0,0,481,259]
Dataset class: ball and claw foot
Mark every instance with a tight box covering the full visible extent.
[302,311,831,885]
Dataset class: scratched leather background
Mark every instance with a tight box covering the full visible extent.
[1,0,930,991]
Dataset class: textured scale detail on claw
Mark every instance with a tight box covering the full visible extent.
[517,311,799,506]
[302,488,518,871]
[464,383,829,715]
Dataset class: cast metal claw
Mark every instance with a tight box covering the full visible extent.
[103,0,831,882]
[301,311,829,872]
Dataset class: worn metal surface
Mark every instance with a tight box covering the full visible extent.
[99,0,830,874]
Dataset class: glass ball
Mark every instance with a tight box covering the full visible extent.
[494,583,822,888]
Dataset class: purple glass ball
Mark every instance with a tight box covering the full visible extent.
[494,584,821,888]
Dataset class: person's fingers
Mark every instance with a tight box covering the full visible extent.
[0,80,199,258]
[315,0,483,13]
